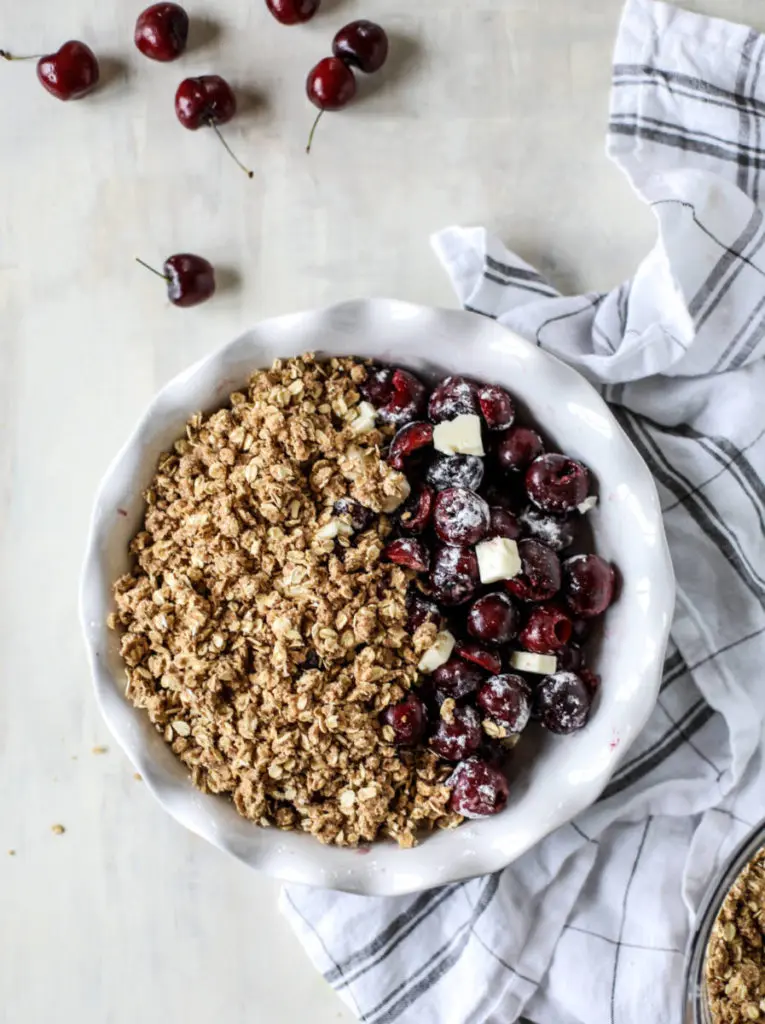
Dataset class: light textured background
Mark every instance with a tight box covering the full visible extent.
[2,1,763,1022]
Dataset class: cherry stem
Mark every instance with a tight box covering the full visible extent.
[210,122,254,179]
[135,257,170,282]
[306,110,325,155]
[0,49,42,61]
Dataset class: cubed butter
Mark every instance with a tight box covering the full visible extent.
[432,414,485,456]
[509,651,557,674]
[476,537,521,584]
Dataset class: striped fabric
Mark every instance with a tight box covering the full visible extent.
[281,2,765,1021]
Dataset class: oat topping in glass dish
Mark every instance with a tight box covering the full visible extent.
[706,848,765,1024]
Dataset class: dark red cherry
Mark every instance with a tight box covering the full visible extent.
[488,507,521,541]
[497,426,544,473]
[135,3,189,61]
[426,454,484,492]
[504,539,561,602]
[175,76,253,177]
[307,56,356,110]
[557,644,583,673]
[454,641,502,675]
[405,591,441,634]
[306,57,357,153]
[519,604,572,653]
[266,0,320,25]
[333,498,375,531]
[175,74,236,128]
[359,367,393,407]
[449,757,509,817]
[477,674,532,732]
[381,693,426,746]
[534,672,592,734]
[388,421,433,469]
[519,506,577,552]
[432,657,484,700]
[377,369,427,427]
[433,488,490,546]
[563,555,616,618]
[136,254,215,308]
[429,546,480,606]
[429,705,482,761]
[482,478,526,513]
[478,384,515,431]
[428,376,480,423]
[526,454,590,513]
[36,41,99,100]
[332,20,389,74]
[382,538,430,572]
[467,593,518,645]
[396,486,435,535]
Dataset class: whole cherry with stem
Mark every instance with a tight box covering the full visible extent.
[305,57,356,154]
[175,75,254,178]
[136,254,216,308]
[3,41,99,100]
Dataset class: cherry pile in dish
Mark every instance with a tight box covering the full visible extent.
[367,366,617,820]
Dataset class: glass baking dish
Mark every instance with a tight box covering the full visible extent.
[684,819,765,1023]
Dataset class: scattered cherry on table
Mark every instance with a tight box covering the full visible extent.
[266,0,320,25]
[305,57,357,153]
[136,253,216,308]
[175,75,254,178]
[11,41,100,100]
[135,3,189,61]
[305,20,389,153]
[332,20,389,74]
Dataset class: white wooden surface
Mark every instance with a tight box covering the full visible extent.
[2,2,762,1022]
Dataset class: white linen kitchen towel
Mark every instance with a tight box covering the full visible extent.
[281,2,765,1021]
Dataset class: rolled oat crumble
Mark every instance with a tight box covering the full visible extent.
[109,355,461,847]
[706,848,765,1024]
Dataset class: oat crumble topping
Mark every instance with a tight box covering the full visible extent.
[706,848,765,1023]
[109,355,461,847]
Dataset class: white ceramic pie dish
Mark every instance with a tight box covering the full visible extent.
[80,298,674,896]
